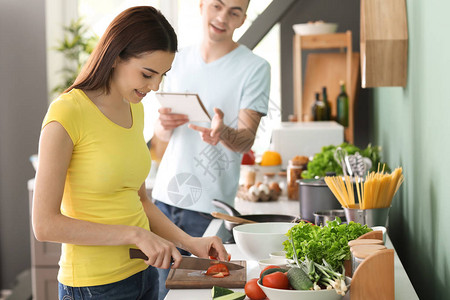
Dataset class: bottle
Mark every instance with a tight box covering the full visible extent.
[336,81,349,127]
[312,92,326,121]
[322,86,331,120]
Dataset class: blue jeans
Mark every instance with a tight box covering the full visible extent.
[58,266,159,300]
[154,200,213,300]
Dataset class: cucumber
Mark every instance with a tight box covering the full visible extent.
[213,291,246,300]
[211,286,234,299]
[287,267,314,290]
[260,267,288,282]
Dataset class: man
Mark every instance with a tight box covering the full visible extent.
[152,0,270,297]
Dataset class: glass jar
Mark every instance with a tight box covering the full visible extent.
[350,244,386,275]
[277,171,287,196]
[287,160,305,200]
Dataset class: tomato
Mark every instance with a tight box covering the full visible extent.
[262,271,290,289]
[259,265,282,278]
[209,253,232,261]
[206,263,229,275]
[245,278,266,300]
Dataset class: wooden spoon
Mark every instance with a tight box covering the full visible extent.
[211,212,257,224]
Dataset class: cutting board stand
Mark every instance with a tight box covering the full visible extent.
[349,231,394,299]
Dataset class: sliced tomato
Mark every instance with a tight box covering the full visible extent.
[262,271,290,289]
[206,263,229,275]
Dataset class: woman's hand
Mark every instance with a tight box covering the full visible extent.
[134,228,182,269]
[188,107,225,145]
[158,107,189,131]
[186,236,229,262]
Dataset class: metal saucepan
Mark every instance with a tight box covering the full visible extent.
[212,199,301,233]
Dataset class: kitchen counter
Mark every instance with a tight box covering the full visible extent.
[164,197,419,300]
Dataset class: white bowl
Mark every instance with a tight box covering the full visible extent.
[258,258,290,271]
[292,22,338,35]
[233,222,295,261]
[270,250,287,259]
[258,276,351,300]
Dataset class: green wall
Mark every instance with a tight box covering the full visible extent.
[373,0,450,298]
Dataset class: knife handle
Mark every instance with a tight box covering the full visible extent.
[129,248,148,260]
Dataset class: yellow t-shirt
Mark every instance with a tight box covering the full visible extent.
[42,89,151,287]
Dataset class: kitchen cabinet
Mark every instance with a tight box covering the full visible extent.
[28,179,60,300]
[360,0,408,87]
[293,31,359,143]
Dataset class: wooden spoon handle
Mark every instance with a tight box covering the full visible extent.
[211,211,257,224]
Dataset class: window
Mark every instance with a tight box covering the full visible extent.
[46,0,280,154]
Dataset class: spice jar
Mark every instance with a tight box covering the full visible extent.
[277,171,287,196]
[287,156,308,200]
[350,244,387,275]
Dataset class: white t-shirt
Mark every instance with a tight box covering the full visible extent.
[152,44,270,213]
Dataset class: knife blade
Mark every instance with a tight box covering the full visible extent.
[129,248,243,271]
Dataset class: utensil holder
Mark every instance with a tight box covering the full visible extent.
[343,206,390,227]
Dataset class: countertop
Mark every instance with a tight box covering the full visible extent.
[164,196,419,300]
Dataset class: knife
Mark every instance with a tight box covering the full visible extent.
[129,248,243,271]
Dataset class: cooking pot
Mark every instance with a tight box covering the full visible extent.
[298,178,342,222]
[212,199,301,233]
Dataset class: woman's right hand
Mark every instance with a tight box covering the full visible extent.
[158,107,189,131]
[134,228,182,269]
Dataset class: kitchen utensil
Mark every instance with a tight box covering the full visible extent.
[165,260,247,289]
[345,152,372,177]
[212,199,300,233]
[210,211,256,224]
[298,179,341,222]
[313,209,346,226]
[333,147,348,176]
[129,249,243,271]
[257,276,351,300]
[233,222,296,261]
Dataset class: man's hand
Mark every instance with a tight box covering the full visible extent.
[188,107,225,146]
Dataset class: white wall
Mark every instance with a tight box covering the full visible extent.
[0,0,48,289]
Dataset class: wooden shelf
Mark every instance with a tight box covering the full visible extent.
[293,31,358,143]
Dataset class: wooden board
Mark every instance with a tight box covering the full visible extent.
[301,52,360,142]
[302,52,360,120]
[165,260,246,289]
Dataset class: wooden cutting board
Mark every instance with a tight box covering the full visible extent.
[165,260,246,289]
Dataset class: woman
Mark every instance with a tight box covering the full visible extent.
[32,6,228,299]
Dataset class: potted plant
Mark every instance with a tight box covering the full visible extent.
[51,18,98,96]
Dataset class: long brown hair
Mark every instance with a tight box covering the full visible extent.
[64,6,177,94]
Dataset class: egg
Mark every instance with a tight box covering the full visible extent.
[258,183,270,195]
[248,185,258,195]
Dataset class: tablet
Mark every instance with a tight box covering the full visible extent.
[155,92,211,122]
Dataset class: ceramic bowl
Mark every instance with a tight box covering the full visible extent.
[292,22,338,35]
[269,250,287,259]
[257,276,351,300]
[233,222,295,261]
[258,258,290,271]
